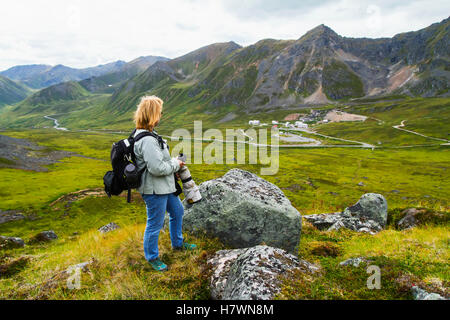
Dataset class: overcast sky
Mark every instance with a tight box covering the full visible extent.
[0,0,448,70]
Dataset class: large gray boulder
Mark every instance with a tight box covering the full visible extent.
[304,193,388,234]
[343,193,388,227]
[182,169,302,254]
[208,245,319,300]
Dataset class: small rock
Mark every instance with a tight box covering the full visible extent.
[30,230,58,243]
[390,190,400,194]
[398,214,418,230]
[208,245,319,300]
[340,257,366,267]
[327,220,346,231]
[98,222,120,233]
[0,210,25,225]
[0,256,30,276]
[66,260,93,273]
[411,286,447,300]
[357,182,365,187]
[0,236,25,249]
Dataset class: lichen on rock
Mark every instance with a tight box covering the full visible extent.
[304,193,388,234]
[208,245,319,300]
[183,169,302,253]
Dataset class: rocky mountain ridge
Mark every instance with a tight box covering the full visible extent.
[107,17,449,114]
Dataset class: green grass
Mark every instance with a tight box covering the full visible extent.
[277,224,449,300]
[0,121,448,299]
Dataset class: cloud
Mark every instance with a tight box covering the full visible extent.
[0,0,448,70]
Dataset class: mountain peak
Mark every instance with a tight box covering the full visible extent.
[300,24,340,41]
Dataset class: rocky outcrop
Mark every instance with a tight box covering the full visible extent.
[182,169,302,253]
[30,230,58,243]
[304,193,388,234]
[412,286,447,300]
[208,245,319,300]
[0,236,25,249]
[98,222,120,233]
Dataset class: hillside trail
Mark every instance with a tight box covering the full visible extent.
[393,120,449,143]
[290,128,374,148]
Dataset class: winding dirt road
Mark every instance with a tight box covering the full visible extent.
[393,120,449,143]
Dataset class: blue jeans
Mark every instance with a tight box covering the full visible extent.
[142,193,184,261]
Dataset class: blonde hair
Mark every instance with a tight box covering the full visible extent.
[134,95,163,131]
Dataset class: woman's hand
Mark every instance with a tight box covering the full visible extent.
[178,160,185,168]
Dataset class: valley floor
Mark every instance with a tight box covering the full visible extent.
[0,125,448,300]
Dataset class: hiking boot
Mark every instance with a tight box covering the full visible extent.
[173,242,197,251]
[148,258,168,271]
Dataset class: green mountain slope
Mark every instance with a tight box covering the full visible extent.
[0,75,32,106]
[23,81,89,105]
[106,41,242,115]
[0,81,108,129]
[79,56,169,94]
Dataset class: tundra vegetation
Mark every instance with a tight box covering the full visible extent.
[0,97,448,299]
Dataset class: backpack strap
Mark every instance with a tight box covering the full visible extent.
[134,131,165,149]
[127,188,131,203]
[128,129,137,140]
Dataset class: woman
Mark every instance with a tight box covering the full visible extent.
[133,95,197,272]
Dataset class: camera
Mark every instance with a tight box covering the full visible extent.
[177,153,202,206]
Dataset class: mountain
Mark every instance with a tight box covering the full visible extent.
[108,41,242,114]
[0,75,32,106]
[24,81,89,105]
[79,56,169,94]
[3,81,108,129]
[0,61,126,89]
[106,17,449,115]
[1,18,448,130]
[11,81,90,115]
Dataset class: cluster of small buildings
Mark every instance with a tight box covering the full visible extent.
[298,109,328,123]
[250,119,310,129]
[272,120,308,129]
[248,120,261,126]
[282,121,308,129]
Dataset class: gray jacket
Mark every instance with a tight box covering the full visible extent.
[133,129,180,195]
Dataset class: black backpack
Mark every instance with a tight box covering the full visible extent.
[103,129,166,203]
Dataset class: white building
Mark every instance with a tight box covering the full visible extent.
[272,120,279,125]
[249,120,260,126]
[294,121,308,128]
